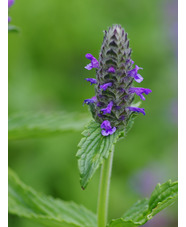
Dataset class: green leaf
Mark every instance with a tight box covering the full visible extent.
[76,120,124,189]
[108,180,178,227]
[9,112,90,140]
[8,168,97,227]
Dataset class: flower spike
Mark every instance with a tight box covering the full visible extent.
[82,25,151,135]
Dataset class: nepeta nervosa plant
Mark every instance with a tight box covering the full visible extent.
[84,25,151,136]
[8,23,178,227]
[77,24,153,227]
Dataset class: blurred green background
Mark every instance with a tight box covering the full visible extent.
[8,0,178,226]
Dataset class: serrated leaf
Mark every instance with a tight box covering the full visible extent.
[148,180,178,218]
[108,180,178,227]
[9,112,90,140]
[8,168,97,227]
[76,120,124,189]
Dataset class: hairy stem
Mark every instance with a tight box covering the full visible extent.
[97,148,114,227]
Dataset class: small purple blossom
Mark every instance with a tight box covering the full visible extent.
[128,65,143,83]
[101,120,116,136]
[85,78,97,85]
[8,17,11,23]
[84,96,97,105]
[85,53,99,70]
[108,66,116,73]
[100,82,112,91]
[129,87,152,100]
[127,106,146,115]
[8,0,14,8]
[101,101,113,114]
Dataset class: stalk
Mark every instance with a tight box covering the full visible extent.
[97,149,114,227]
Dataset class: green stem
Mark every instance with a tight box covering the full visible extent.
[97,148,114,227]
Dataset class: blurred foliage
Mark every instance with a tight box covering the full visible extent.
[8,0,177,226]
[9,168,97,227]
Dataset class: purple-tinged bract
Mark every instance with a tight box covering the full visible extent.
[83,25,151,135]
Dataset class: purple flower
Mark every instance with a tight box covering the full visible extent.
[101,120,116,136]
[101,101,113,114]
[129,87,152,100]
[84,96,97,105]
[128,65,143,83]
[85,78,97,85]
[108,66,116,73]
[8,17,11,23]
[8,0,14,8]
[100,82,112,91]
[85,53,99,70]
[127,106,146,115]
